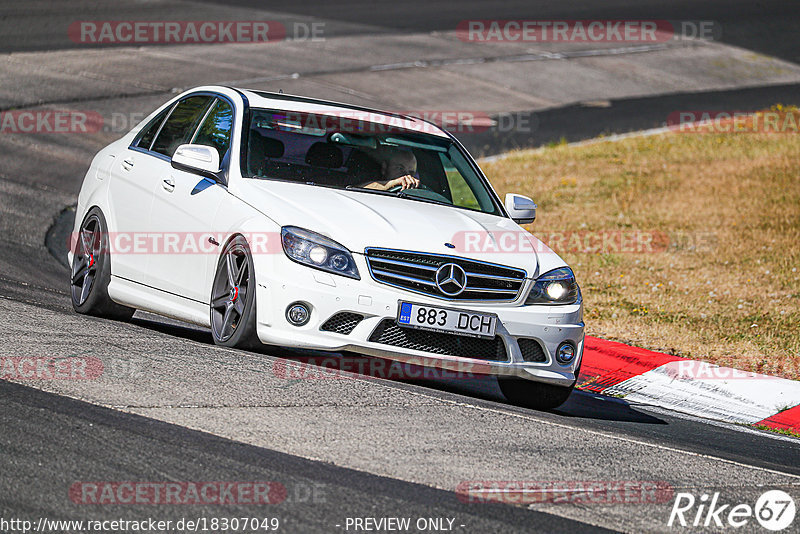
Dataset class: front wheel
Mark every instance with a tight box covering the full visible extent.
[498,377,575,411]
[210,236,259,349]
[70,208,135,320]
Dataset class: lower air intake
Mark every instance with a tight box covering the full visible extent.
[320,312,364,335]
[368,319,508,361]
[517,338,547,362]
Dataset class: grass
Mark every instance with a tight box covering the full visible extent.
[753,424,800,439]
[480,110,800,379]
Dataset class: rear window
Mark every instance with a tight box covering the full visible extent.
[134,107,171,150]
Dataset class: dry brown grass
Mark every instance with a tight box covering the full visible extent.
[481,124,800,379]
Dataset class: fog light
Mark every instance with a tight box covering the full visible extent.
[556,342,576,365]
[286,302,310,326]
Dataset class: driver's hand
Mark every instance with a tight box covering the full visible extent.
[386,175,420,190]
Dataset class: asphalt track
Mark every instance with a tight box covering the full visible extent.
[1,1,799,533]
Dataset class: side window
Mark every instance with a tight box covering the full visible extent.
[439,153,480,210]
[192,99,234,161]
[134,107,171,150]
[151,95,213,157]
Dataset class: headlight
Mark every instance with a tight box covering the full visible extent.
[281,226,360,280]
[525,267,580,305]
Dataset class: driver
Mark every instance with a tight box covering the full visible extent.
[360,151,420,191]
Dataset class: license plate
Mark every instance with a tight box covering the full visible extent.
[396,301,497,339]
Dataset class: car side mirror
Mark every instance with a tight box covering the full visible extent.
[171,144,222,182]
[505,193,536,224]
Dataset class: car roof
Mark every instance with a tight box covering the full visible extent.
[234,87,451,139]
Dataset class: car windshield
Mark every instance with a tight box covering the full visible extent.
[242,108,501,215]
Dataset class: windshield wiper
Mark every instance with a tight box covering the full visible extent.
[396,190,452,207]
[345,185,452,207]
[344,185,398,196]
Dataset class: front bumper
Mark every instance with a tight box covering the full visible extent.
[253,253,584,387]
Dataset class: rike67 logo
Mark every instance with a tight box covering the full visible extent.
[668,490,795,530]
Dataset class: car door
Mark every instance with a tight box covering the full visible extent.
[105,105,172,283]
[146,96,233,303]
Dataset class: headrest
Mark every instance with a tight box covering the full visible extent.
[305,142,343,168]
[249,131,285,158]
[346,149,382,180]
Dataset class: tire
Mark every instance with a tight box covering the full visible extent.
[210,235,260,349]
[498,377,575,411]
[70,208,135,320]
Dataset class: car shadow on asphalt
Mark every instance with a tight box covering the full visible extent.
[400,374,666,425]
[129,313,666,426]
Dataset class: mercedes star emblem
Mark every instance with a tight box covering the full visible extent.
[435,263,467,296]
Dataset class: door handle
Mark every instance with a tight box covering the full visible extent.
[121,158,134,171]
[162,178,175,192]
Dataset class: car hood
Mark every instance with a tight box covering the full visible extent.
[234,179,567,278]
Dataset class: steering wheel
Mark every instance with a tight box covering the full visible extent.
[387,182,431,193]
[388,183,451,204]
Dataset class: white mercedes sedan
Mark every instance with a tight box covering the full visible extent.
[69,85,584,409]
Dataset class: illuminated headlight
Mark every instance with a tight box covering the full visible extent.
[525,267,580,305]
[281,226,360,279]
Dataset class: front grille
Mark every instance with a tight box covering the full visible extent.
[517,338,547,362]
[320,312,364,334]
[365,248,526,301]
[368,319,508,361]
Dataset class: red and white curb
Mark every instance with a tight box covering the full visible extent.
[577,337,800,432]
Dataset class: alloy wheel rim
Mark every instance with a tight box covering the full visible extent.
[71,215,101,306]
[211,244,249,342]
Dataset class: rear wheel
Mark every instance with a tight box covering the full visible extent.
[210,236,259,349]
[498,377,575,411]
[70,208,135,320]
